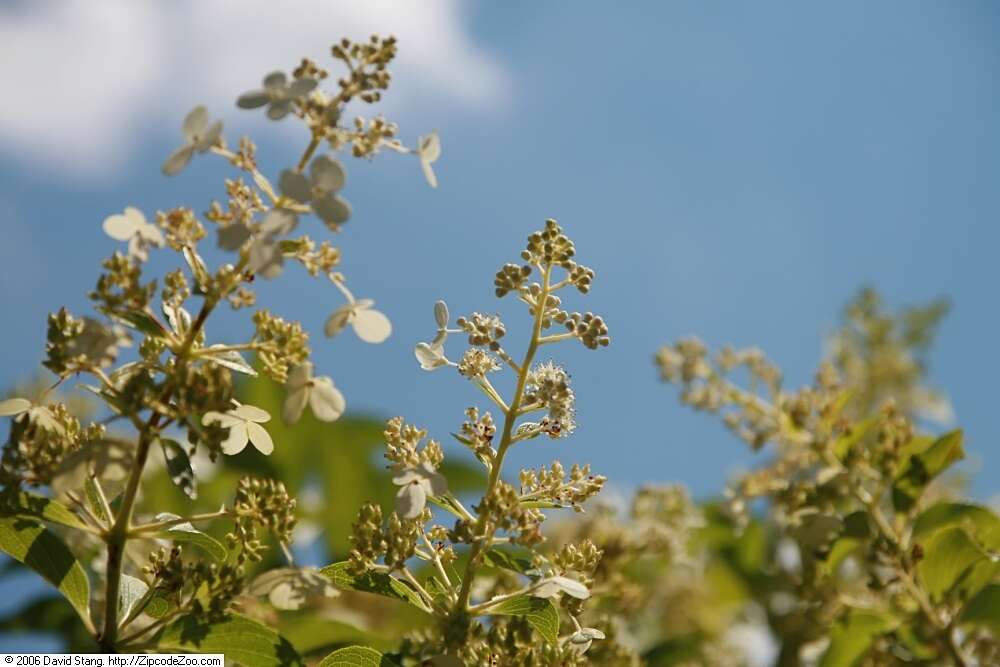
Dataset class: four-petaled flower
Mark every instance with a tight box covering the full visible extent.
[416,131,441,188]
[202,403,274,456]
[0,398,61,433]
[162,106,223,176]
[283,362,346,424]
[392,461,448,519]
[564,627,605,656]
[102,207,164,262]
[325,293,391,344]
[279,155,351,230]
[415,300,456,370]
[237,72,318,120]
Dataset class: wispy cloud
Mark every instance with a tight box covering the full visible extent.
[0,0,508,178]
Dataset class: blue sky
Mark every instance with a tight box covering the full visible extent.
[1,0,998,516]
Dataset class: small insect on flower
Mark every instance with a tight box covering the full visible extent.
[202,403,274,456]
[102,207,164,262]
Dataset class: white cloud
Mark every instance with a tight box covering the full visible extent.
[0,0,508,178]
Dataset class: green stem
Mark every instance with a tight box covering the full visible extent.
[455,267,551,609]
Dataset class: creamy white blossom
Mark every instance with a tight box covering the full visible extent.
[392,461,448,519]
[533,575,590,600]
[237,72,318,120]
[0,398,61,432]
[283,362,345,424]
[102,207,164,261]
[415,300,456,370]
[279,155,351,229]
[325,299,391,344]
[162,106,223,176]
[564,627,605,655]
[202,403,274,456]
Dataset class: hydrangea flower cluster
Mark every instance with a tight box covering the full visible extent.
[0,35,436,654]
[334,220,617,665]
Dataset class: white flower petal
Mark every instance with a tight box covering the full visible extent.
[236,90,270,109]
[415,342,449,370]
[182,106,209,141]
[195,120,224,152]
[396,481,427,519]
[162,145,195,176]
[285,363,313,392]
[424,469,449,497]
[282,386,309,424]
[259,209,298,237]
[533,576,590,600]
[434,300,449,329]
[324,306,353,338]
[220,422,250,455]
[351,308,392,344]
[233,404,270,423]
[201,411,241,428]
[102,211,140,241]
[217,221,252,251]
[262,71,287,91]
[313,194,351,228]
[246,421,274,456]
[309,377,345,422]
[279,170,313,203]
[392,468,422,486]
[0,398,31,417]
[287,77,318,99]
[419,131,441,163]
[310,155,346,193]
[421,158,438,189]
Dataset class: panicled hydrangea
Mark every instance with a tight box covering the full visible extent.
[237,71,318,120]
[282,362,345,424]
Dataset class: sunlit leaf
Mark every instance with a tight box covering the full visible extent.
[487,595,559,644]
[0,516,91,627]
[892,430,964,513]
[318,646,399,667]
[320,562,429,612]
[155,613,302,666]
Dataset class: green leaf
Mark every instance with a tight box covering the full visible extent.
[892,430,964,513]
[84,476,110,525]
[917,526,986,600]
[819,610,897,667]
[320,562,429,611]
[519,499,567,510]
[832,417,875,462]
[156,613,302,666]
[0,490,88,530]
[960,583,1000,634]
[913,502,1000,549]
[487,595,560,644]
[0,516,91,627]
[318,646,399,667]
[482,547,536,575]
[112,309,168,338]
[160,439,197,500]
[153,513,227,560]
[119,574,149,619]
[203,346,258,377]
